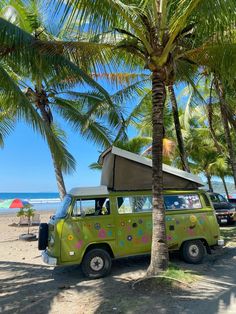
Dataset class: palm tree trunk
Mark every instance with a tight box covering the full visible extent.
[168,85,190,172]
[206,173,213,192]
[35,87,67,199]
[221,176,229,199]
[206,98,222,153]
[215,80,236,188]
[51,153,67,200]
[147,70,169,276]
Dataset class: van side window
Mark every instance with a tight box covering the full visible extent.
[72,198,110,216]
[117,196,152,214]
[164,194,202,210]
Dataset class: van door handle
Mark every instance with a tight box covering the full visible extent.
[106,224,115,228]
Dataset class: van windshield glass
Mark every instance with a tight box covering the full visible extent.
[55,195,71,218]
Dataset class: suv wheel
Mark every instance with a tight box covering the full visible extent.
[81,248,112,279]
[182,240,205,264]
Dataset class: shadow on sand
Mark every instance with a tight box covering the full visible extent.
[0,248,236,314]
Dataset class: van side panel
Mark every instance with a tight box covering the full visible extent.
[60,201,116,264]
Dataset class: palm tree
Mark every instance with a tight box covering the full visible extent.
[0,1,120,199]
[54,0,236,274]
[209,157,231,199]
[185,126,218,191]
[214,79,236,189]
[168,85,190,172]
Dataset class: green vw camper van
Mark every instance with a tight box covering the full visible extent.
[38,187,222,278]
[38,147,223,278]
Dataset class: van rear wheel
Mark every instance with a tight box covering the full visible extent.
[81,249,112,279]
[182,240,205,264]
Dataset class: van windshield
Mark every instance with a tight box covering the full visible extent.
[55,195,72,218]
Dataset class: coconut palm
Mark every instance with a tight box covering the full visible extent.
[0,1,121,199]
[54,0,236,274]
[209,157,232,199]
[213,79,236,189]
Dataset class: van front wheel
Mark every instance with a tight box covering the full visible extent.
[81,249,112,279]
[182,240,205,264]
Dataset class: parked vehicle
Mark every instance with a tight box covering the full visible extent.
[38,187,222,278]
[208,192,236,225]
[228,198,236,207]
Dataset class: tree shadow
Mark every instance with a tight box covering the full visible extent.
[0,261,90,314]
[1,247,236,314]
[94,247,236,313]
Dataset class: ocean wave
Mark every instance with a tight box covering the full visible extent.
[26,198,61,204]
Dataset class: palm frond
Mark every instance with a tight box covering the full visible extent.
[53,97,113,148]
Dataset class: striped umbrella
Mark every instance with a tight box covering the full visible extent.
[0,199,30,208]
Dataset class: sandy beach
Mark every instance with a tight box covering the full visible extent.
[1,211,236,314]
[0,211,52,265]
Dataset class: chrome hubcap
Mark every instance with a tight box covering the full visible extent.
[189,244,199,257]
[90,256,104,271]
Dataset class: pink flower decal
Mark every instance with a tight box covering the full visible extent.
[167,235,172,241]
[98,228,106,238]
[141,235,149,243]
[75,240,83,249]
[187,227,195,236]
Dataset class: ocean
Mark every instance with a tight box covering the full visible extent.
[0,192,61,214]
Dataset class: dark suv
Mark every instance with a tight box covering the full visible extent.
[209,192,236,225]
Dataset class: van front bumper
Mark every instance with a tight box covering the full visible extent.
[218,239,224,246]
[42,250,57,266]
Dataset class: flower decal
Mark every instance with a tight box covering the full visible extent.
[94,223,101,230]
[98,228,106,238]
[127,235,133,241]
[75,240,83,249]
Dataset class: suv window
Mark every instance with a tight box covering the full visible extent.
[72,198,110,216]
[117,196,152,214]
[218,194,227,202]
[210,193,227,203]
[164,194,202,210]
[209,194,219,203]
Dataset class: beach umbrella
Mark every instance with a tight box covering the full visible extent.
[0,199,30,208]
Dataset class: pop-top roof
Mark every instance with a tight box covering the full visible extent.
[99,146,203,191]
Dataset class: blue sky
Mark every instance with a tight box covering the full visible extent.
[0,78,139,193]
[0,120,105,192]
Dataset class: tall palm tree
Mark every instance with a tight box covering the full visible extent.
[209,157,231,199]
[55,0,236,274]
[168,85,190,172]
[0,1,120,198]
[214,78,236,189]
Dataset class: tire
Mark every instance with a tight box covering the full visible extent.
[181,240,205,264]
[38,223,48,250]
[19,233,37,241]
[81,248,112,279]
